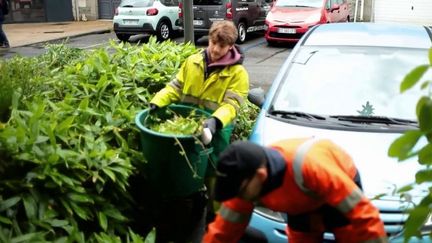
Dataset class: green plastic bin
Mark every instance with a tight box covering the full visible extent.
[135,104,213,198]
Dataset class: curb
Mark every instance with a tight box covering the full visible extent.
[15,28,113,48]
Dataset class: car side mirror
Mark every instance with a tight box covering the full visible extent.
[248,87,266,108]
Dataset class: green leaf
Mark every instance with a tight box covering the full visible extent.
[67,193,94,203]
[404,198,432,240]
[429,48,432,65]
[144,228,155,243]
[418,144,432,165]
[57,116,75,133]
[418,97,432,133]
[102,168,116,182]
[23,195,37,219]
[396,184,414,193]
[0,215,12,225]
[50,219,69,227]
[400,65,429,92]
[98,212,108,231]
[0,196,21,211]
[78,97,89,110]
[104,208,127,221]
[415,169,432,183]
[416,96,430,117]
[69,201,90,220]
[420,80,431,90]
[388,130,422,160]
[10,232,43,243]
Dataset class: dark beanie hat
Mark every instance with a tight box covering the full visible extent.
[214,141,267,202]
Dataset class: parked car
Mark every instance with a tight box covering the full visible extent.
[178,0,272,44]
[113,0,181,42]
[247,22,432,242]
[264,0,350,45]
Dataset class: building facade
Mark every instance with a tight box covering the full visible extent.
[3,0,120,23]
[4,0,431,26]
[3,0,74,23]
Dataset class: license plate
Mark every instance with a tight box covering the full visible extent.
[193,20,203,26]
[124,19,138,25]
[278,28,296,34]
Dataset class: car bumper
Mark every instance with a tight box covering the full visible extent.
[113,23,156,35]
[264,25,310,43]
[249,211,432,243]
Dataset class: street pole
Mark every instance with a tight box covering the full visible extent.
[183,0,194,43]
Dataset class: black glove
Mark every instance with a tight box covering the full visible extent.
[203,117,218,135]
[149,103,159,113]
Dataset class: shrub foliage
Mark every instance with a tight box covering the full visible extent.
[0,37,258,242]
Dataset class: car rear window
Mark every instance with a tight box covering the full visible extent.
[193,0,224,5]
[120,0,154,7]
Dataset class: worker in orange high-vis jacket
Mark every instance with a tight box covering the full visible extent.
[203,138,388,243]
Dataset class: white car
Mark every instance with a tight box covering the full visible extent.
[247,22,432,242]
[113,0,181,42]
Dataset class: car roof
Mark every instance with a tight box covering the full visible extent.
[302,22,432,49]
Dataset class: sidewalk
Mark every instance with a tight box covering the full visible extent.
[3,20,113,48]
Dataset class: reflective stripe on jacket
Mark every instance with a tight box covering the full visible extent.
[150,51,249,127]
[203,138,387,243]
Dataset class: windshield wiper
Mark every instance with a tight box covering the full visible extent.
[329,115,418,127]
[270,110,326,120]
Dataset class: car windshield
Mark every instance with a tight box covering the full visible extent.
[275,0,322,8]
[120,0,154,7]
[272,46,431,121]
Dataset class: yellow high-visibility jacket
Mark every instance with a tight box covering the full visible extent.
[150,46,249,127]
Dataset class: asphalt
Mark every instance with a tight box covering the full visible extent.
[3,20,113,48]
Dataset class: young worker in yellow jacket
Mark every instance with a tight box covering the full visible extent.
[148,20,249,242]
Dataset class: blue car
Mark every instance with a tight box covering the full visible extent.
[246,22,432,242]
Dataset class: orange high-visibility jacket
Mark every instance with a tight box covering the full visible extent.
[204,138,387,243]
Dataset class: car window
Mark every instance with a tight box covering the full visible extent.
[120,0,154,7]
[193,0,224,5]
[160,0,177,6]
[272,46,431,120]
[275,0,323,8]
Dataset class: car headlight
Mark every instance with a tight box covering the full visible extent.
[305,13,321,24]
[254,206,286,223]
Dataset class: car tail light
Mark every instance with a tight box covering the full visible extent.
[147,8,159,16]
[179,2,183,18]
[226,2,233,19]
[114,7,119,16]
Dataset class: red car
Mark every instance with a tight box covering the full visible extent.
[264,0,350,45]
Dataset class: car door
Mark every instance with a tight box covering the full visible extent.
[256,0,271,27]
[160,0,180,30]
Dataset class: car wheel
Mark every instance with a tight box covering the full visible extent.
[236,22,247,44]
[116,34,131,42]
[156,21,172,41]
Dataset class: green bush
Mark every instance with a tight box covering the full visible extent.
[0,37,258,241]
[388,48,432,241]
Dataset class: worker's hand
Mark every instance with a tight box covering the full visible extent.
[149,103,159,114]
[201,117,218,145]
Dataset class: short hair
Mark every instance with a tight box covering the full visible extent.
[208,20,238,46]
